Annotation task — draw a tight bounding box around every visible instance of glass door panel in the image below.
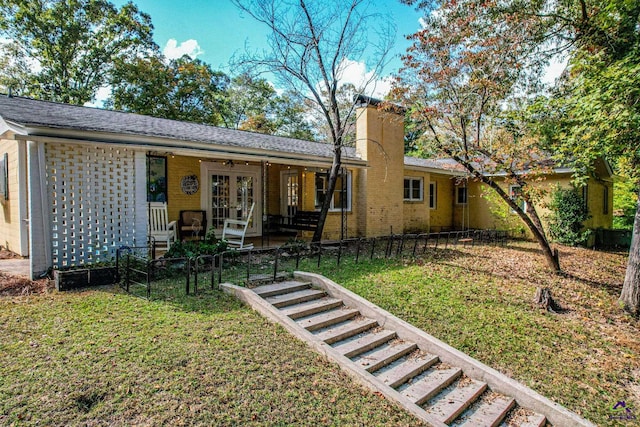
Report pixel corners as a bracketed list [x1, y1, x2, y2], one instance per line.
[280, 170, 299, 222]
[205, 165, 260, 236]
[211, 175, 230, 229]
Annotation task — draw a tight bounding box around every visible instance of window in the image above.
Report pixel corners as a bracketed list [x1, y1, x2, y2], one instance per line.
[456, 186, 467, 204]
[603, 185, 609, 214]
[509, 185, 525, 212]
[315, 171, 351, 211]
[582, 184, 588, 210]
[147, 155, 167, 203]
[429, 182, 437, 209]
[404, 177, 423, 201]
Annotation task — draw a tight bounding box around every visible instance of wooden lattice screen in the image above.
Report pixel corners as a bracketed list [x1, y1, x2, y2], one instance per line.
[46, 143, 138, 267]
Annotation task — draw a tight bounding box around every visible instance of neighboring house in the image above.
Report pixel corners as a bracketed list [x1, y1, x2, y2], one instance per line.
[0, 95, 613, 279]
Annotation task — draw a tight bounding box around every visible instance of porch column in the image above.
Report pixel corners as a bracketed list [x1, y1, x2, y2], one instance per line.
[27, 140, 51, 279]
[134, 151, 148, 246]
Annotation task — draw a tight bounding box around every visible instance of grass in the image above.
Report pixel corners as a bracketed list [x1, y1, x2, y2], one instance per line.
[299, 241, 639, 426]
[1, 241, 637, 426]
[0, 287, 421, 426]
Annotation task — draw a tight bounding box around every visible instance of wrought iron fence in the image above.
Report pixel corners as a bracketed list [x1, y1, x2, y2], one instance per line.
[117, 229, 509, 299]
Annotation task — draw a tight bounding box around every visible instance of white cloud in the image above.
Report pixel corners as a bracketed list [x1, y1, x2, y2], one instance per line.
[84, 86, 112, 108]
[162, 39, 204, 60]
[337, 58, 391, 99]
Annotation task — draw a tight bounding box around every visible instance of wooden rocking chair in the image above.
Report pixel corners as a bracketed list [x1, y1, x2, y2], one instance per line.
[221, 202, 255, 250]
[148, 202, 177, 250]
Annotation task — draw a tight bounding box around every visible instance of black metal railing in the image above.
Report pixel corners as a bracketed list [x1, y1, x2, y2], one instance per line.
[117, 229, 509, 299]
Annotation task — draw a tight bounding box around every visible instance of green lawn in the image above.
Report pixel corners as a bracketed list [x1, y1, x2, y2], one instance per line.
[299, 242, 639, 426]
[0, 288, 421, 426]
[1, 242, 637, 426]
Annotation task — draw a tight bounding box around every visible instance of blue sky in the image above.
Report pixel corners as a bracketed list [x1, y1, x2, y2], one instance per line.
[111, 0, 425, 94]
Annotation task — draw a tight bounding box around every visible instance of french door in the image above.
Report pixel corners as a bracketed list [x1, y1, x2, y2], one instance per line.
[280, 169, 299, 222]
[201, 163, 261, 236]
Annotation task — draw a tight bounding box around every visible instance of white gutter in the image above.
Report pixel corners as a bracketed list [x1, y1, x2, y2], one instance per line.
[14, 133, 368, 168]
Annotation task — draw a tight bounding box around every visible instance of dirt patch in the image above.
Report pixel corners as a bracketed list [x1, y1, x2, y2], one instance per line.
[0, 272, 51, 296]
[0, 248, 22, 260]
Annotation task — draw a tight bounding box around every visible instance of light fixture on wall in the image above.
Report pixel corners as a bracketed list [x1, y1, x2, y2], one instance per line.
[222, 160, 235, 167]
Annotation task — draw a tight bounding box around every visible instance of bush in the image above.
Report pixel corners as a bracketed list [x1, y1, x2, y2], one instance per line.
[163, 228, 228, 259]
[547, 186, 592, 246]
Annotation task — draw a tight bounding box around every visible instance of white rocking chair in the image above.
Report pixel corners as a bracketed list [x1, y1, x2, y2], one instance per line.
[222, 202, 255, 250]
[148, 202, 177, 250]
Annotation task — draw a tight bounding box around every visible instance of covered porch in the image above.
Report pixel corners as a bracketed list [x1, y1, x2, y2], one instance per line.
[149, 151, 365, 248]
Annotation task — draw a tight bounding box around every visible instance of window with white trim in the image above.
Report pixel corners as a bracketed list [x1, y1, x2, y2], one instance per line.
[315, 171, 351, 211]
[404, 177, 423, 201]
[429, 182, 437, 209]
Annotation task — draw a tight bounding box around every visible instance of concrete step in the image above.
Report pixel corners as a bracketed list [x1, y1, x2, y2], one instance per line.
[425, 377, 487, 424]
[459, 393, 516, 427]
[500, 409, 547, 427]
[265, 288, 326, 308]
[280, 298, 344, 319]
[253, 280, 311, 297]
[355, 341, 418, 373]
[315, 318, 379, 345]
[333, 329, 397, 358]
[519, 413, 547, 427]
[375, 353, 440, 388]
[401, 366, 462, 406]
[240, 277, 582, 427]
[297, 308, 360, 331]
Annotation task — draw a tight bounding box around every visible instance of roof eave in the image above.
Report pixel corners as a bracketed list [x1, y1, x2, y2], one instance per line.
[403, 164, 466, 176]
[14, 127, 367, 167]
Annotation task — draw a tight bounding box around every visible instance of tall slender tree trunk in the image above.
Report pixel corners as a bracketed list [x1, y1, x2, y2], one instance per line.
[312, 145, 342, 242]
[619, 190, 640, 316]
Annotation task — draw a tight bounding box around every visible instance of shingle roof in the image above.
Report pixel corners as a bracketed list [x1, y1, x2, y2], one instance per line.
[0, 95, 360, 161]
[404, 156, 465, 173]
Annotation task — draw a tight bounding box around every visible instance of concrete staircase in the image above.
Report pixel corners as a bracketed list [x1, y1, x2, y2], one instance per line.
[221, 272, 595, 427]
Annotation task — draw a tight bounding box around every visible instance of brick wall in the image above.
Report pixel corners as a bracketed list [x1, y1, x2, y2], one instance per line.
[0, 138, 25, 254]
[355, 106, 405, 237]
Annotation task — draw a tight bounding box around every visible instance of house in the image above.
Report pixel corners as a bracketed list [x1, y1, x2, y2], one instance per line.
[0, 94, 613, 279]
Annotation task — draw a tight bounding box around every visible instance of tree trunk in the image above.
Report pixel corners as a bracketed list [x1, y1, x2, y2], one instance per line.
[472, 169, 561, 272]
[312, 145, 342, 242]
[619, 190, 640, 316]
[534, 287, 564, 313]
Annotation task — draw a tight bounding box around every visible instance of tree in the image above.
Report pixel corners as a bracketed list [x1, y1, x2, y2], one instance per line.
[231, 0, 394, 241]
[547, 186, 592, 246]
[0, 0, 155, 104]
[220, 74, 278, 130]
[522, 0, 640, 315]
[305, 83, 358, 146]
[108, 54, 228, 125]
[396, 0, 561, 271]
[270, 91, 316, 140]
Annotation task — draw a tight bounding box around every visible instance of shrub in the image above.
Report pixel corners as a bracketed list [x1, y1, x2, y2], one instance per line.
[163, 229, 228, 259]
[547, 186, 592, 246]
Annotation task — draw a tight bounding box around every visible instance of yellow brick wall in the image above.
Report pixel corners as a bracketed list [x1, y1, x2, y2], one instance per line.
[166, 156, 203, 222]
[355, 105, 405, 237]
[429, 174, 455, 231]
[466, 174, 613, 237]
[266, 164, 282, 215]
[0, 138, 25, 254]
[403, 171, 430, 233]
